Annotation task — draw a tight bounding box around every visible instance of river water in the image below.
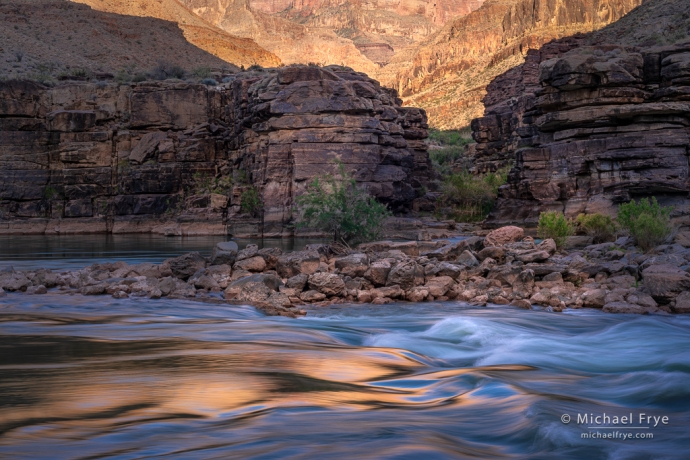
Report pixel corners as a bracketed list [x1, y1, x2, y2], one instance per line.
[1, 238, 690, 458]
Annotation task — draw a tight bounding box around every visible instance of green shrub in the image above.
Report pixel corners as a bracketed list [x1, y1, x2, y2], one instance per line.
[240, 188, 262, 217]
[440, 169, 508, 222]
[150, 62, 185, 80]
[191, 66, 212, 79]
[617, 197, 674, 252]
[201, 78, 217, 86]
[576, 213, 618, 243]
[538, 211, 574, 249]
[295, 163, 391, 246]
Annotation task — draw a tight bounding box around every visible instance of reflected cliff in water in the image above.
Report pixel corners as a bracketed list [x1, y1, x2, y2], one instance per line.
[1, 293, 689, 458]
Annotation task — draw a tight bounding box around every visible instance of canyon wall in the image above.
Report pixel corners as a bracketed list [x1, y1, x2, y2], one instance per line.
[390, 0, 644, 128]
[472, 0, 690, 228]
[0, 66, 429, 235]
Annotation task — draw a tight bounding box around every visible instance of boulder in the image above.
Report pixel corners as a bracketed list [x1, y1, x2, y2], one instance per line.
[258, 247, 283, 270]
[424, 238, 479, 261]
[406, 286, 429, 302]
[234, 256, 267, 273]
[300, 290, 327, 302]
[456, 250, 478, 267]
[0, 272, 31, 291]
[371, 285, 404, 299]
[424, 276, 456, 297]
[537, 239, 558, 256]
[167, 252, 206, 280]
[642, 264, 690, 302]
[286, 274, 309, 291]
[276, 250, 321, 278]
[224, 273, 283, 300]
[581, 289, 607, 308]
[674, 291, 690, 313]
[335, 253, 369, 278]
[0, 288, 6, 297]
[484, 226, 524, 247]
[237, 244, 259, 262]
[364, 260, 392, 286]
[386, 261, 423, 290]
[602, 302, 649, 314]
[236, 282, 273, 304]
[425, 261, 464, 280]
[308, 273, 345, 296]
[515, 250, 550, 263]
[477, 246, 505, 262]
[210, 241, 239, 266]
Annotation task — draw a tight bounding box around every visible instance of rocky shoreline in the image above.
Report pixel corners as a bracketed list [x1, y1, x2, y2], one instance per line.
[2, 226, 690, 317]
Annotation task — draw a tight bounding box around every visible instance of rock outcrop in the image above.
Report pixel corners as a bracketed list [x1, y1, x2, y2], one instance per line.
[471, 0, 690, 227]
[0, 65, 429, 235]
[390, 0, 644, 128]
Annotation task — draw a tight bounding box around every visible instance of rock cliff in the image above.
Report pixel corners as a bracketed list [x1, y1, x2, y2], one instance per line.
[0, 66, 429, 235]
[390, 0, 644, 128]
[472, 0, 690, 227]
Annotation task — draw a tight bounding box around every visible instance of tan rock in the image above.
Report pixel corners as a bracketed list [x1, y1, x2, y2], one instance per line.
[484, 226, 524, 247]
[308, 273, 345, 296]
[234, 256, 267, 273]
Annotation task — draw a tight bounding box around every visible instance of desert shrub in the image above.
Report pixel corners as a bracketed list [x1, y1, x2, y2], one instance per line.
[538, 211, 574, 249]
[132, 72, 147, 82]
[248, 64, 263, 71]
[428, 128, 473, 146]
[295, 163, 391, 246]
[240, 188, 262, 217]
[14, 50, 24, 62]
[576, 213, 618, 243]
[115, 68, 132, 83]
[150, 62, 185, 80]
[440, 169, 508, 222]
[191, 66, 212, 79]
[617, 197, 674, 252]
[201, 78, 217, 86]
[192, 172, 232, 195]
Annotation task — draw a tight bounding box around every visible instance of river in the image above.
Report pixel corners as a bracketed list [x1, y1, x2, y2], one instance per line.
[1, 237, 689, 458]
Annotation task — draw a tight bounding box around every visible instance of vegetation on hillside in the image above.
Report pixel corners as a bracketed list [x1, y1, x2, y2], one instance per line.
[618, 197, 674, 252]
[428, 128, 509, 222]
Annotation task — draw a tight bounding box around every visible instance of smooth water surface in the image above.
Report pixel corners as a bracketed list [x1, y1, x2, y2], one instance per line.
[1, 293, 689, 459]
[0, 235, 330, 271]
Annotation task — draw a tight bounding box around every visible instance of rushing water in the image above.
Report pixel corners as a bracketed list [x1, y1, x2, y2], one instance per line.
[1, 239, 689, 458]
[1, 292, 690, 459]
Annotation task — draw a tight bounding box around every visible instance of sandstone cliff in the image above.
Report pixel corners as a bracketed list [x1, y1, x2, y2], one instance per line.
[390, 0, 644, 128]
[471, 0, 690, 227]
[0, 66, 429, 235]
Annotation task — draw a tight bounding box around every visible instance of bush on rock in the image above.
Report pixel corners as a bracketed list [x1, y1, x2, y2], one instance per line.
[295, 163, 391, 246]
[617, 197, 674, 252]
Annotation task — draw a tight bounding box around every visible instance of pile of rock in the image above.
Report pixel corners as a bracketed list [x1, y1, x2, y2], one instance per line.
[3, 226, 690, 316]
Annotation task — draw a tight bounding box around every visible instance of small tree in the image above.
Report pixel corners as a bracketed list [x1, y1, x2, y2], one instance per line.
[617, 197, 674, 252]
[576, 213, 618, 244]
[295, 164, 391, 246]
[240, 187, 262, 217]
[538, 211, 574, 249]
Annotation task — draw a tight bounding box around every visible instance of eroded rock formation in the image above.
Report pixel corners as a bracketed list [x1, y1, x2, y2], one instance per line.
[472, 0, 690, 227]
[0, 66, 429, 235]
[391, 0, 644, 128]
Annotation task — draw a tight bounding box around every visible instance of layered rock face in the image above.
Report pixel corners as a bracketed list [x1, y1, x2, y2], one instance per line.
[391, 0, 644, 128]
[0, 66, 429, 235]
[473, 0, 690, 227]
[480, 41, 690, 227]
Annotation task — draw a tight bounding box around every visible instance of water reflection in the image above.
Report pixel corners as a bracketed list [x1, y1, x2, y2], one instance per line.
[1, 295, 689, 458]
[0, 235, 330, 271]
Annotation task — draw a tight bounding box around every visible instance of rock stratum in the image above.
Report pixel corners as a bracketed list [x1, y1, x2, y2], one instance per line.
[391, 0, 645, 128]
[471, 0, 690, 227]
[0, 65, 430, 235]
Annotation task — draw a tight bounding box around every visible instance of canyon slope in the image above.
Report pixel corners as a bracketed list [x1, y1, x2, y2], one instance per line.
[470, 0, 690, 227]
[1, 0, 279, 80]
[391, 0, 645, 128]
